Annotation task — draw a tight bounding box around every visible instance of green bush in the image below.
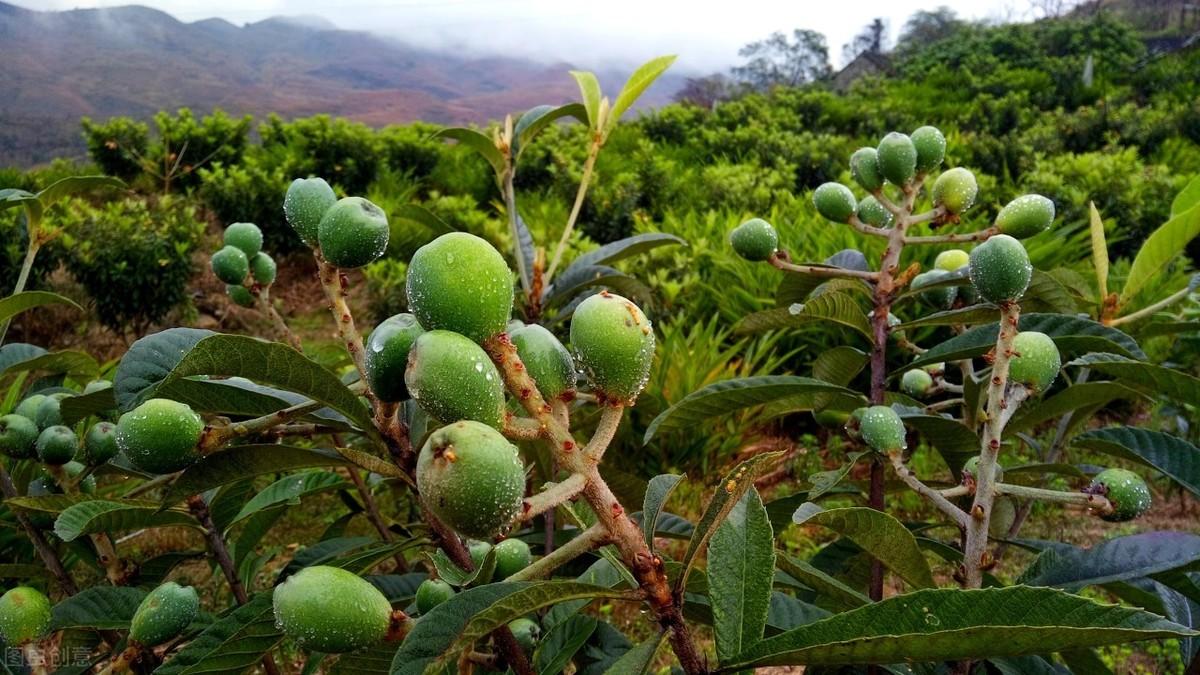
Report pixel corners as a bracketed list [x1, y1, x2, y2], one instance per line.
[259, 114, 379, 195]
[198, 159, 294, 251]
[58, 196, 205, 332]
[81, 116, 149, 182]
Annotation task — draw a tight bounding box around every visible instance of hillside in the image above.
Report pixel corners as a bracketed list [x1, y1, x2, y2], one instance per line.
[0, 2, 684, 167]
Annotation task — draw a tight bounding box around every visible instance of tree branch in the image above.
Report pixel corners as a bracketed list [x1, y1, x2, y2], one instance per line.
[888, 451, 970, 528]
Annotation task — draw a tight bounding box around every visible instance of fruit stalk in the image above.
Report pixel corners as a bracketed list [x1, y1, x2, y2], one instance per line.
[254, 286, 303, 352]
[200, 398, 327, 450]
[186, 495, 281, 675]
[994, 482, 1114, 512]
[47, 464, 131, 585]
[521, 473, 588, 521]
[483, 333, 708, 674]
[887, 451, 969, 528]
[0, 465, 77, 595]
[314, 253, 377, 410]
[961, 301, 1021, 588]
[903, 227, 997, 245]
[768, 251, 880, 281]
[507, 523, 609, 581]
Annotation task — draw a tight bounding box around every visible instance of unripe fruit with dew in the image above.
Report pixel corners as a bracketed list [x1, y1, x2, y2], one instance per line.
[932, 167, 978, 214]
[34, 393, 70, 430]
[1008, 331, 1060, 393]
[0, 587, 51, 646]
[990, 496, 1017, 537]
[284, 177, 337, 248]
[962, 455, 1003, 483]
[468, 540, 493, 568]
[62, 461, 96, 494]
[911, 125, 946, 174]
[365, 313, 425, 403]
[877, 132, 917, 186]
[968, 234, 1032, 303]
[224, 222, 263, 257]
[849, 147, 883, 192]
[813, 408, 849, 429]
[273, 565, 392, 653]
[996, 194, 1055, 239]
[415, 579, 455, 615]
[129, 582, 199, 648]
[729, 217, 778, 261]
[250, 252, 277, 285]
[508, 618, 540, 653]
[910, 269, 957, 309]
[318, 196, 390, 269]
[416, 421, 525, 540]
[813, 182, 857, 223]
[901, 369, 935, 398]
[116, 398, 204, 474]
[83, 379, 112, 395]
[935, 249, 969, 272]
[510, 324, 576, 401]
[406, 330, 505, 428]
[570, 292, 655, 403]
[228, 284, 256, 308]
[494, 538, 532, 579]
[14, 394, 45, 421]
[1089, 468, 1152, 522]
[856, 195, 894, 228]
[0, 414, 38, 459]
[212, 245, 250, 285]
[845, 407, 868, 442]
[36, 425, 76, 465]
[859, 406, 906, 453]
[407, 232, 514, 343]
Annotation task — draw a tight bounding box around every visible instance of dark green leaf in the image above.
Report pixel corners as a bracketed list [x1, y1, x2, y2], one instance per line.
[567, 233, 686, 271]
[0, 291, 81, 325]
[54, 499, 197, 541]
[278, 537, 373, 580]
[736, 292, 871, 339]
[709, 488, 775, 662]
[159, 334, 377, 438]
[1006, 382, 1144, 435]
[775, 554, 870, 610]
[165, 445, 349, 505]
[719, 586, 1195, 669]
[535, 614, 597, 675]
[543, 264, 652, 309]
[59, 387, 117, 425]
[645, 377, 855, 443]
[114, 328, 214, 412]
[0, 350, 97, 379]
[642, 474, 682, 551]
[898, 305, 999, 329]
[676, 452, 783, 594]
[1074, 427, 1200, 498]
[792, 504, 934, 589]
[154, 593, 282, 675]
[904, 314, 1144, 372]
[1019, 532, 1200, 590]
[602, 631, 666, 674]
[51, 586, 146, 630]
[230, 471, 349, 525]
[1067, 353, 1200, 406]
[0, 343, 45, 373]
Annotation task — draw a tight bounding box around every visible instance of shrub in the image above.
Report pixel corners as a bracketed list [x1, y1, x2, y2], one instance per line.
[58, 196, 205, 332]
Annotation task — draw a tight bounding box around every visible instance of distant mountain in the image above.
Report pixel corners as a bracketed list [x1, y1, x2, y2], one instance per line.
[0, 2, 686, 167]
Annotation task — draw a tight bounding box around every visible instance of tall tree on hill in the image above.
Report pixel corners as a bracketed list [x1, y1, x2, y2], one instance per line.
[732, 29, 832, 90]
[896, 6, 967, 56]
[843, 18, 889, 63]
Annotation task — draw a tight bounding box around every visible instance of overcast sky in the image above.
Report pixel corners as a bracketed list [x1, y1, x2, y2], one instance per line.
[24, 0, 1040, 71]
